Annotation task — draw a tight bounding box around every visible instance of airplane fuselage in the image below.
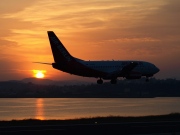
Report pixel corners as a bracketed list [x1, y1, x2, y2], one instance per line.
[52, 58, 159, 80]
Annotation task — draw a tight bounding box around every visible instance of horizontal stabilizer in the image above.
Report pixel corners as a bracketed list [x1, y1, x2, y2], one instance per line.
[33, 62, 52, 65]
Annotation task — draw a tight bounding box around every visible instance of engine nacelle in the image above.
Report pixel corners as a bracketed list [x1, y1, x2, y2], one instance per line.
[125, 73, 142, 79]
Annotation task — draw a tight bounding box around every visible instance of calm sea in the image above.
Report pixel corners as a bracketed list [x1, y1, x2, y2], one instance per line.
[0, 98, 180, 120]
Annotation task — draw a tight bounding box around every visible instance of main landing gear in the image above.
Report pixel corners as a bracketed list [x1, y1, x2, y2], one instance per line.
[97, 78, 117, 84]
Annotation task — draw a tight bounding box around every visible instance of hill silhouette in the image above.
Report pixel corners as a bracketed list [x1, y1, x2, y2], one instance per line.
[21, 77, 91, 86]
[0, 78, 179, 98]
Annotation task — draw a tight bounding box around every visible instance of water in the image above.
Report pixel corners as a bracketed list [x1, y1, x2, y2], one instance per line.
[0, 98, 180, 120]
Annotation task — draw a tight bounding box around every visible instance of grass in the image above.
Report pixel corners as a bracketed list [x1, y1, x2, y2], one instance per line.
[0, 113, 180, 126]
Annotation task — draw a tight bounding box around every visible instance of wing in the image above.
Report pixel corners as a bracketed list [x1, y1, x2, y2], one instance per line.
[120, 62, 138, 76]
[106, 62, 138, 79]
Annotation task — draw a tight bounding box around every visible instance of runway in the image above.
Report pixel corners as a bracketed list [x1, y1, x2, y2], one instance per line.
[0, 121, 180, 135]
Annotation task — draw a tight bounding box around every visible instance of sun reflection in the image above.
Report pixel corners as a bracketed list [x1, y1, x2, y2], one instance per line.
[36, 98, 44, 120]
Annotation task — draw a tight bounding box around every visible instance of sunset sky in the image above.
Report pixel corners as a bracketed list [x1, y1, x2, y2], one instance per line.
[0, 0, 180, 81]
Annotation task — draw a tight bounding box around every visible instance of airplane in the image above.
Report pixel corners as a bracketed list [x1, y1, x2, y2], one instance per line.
[36, 31, 159, 84]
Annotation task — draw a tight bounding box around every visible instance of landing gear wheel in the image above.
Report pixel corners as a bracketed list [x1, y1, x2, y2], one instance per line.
[111, 79, 117, 84]
[97, 79, 103, 84]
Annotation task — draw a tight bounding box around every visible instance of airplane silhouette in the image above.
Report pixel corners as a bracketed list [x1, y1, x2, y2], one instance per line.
[35, 31, 159, 84]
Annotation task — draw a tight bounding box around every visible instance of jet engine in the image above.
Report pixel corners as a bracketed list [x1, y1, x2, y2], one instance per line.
[125, 72, 142, 79]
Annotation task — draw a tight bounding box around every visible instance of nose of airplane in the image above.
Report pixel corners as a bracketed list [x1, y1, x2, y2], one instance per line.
[155, 66, 160, 73]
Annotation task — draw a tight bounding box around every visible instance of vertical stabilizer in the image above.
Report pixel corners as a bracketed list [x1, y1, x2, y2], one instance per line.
[47, 31, 73, 63]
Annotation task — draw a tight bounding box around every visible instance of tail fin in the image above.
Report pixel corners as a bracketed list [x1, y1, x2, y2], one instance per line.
[47, 31, 74, 63]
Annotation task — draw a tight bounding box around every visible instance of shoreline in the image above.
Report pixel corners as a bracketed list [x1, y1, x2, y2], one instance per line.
[1, 113, 180, 134]
[1, 113, 180, 123]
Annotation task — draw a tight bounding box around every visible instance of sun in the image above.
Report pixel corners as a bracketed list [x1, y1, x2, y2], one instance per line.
[32, 70, 46, 79]
[36, 71, 44, 78]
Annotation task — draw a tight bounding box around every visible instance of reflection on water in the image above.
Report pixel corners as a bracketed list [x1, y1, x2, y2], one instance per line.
[0, 98, 180, 120]
[36, 98, 44, 120]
